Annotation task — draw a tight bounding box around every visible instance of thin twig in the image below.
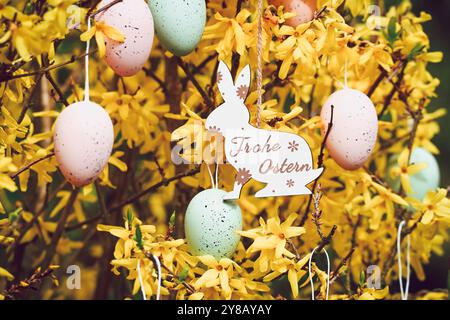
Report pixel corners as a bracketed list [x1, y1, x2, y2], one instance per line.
[143, 67, 168, 94]
[367, 68, 386, 98]
[2, 266, 58, 300]
[311, 184, 325, 240]
[111, 166, 200, 211]
[89, 0, 123, 20]
[45, 72, 69, 106]
[0, 50, 97, 83]
[95, 181, 108, 218]
[378, 62, 407, 118]
[175, 57, 215, 109]
[144, 251, 196, 295]
[86, 0, 103, 18]
[10, 153, 55, 179]
[330, 215, 361, 283]
[363, 166, 389, 188]
[315, 225, 337, 253]
[299, 105, 334, 226]
[42, 189, 78, 269]
[18, 73, 44, 123]
[65, 167, 201, 231]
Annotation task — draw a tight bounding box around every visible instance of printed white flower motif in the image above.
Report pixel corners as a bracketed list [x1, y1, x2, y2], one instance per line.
[236, 168, 252, 185]
[288, 141, 299, 152]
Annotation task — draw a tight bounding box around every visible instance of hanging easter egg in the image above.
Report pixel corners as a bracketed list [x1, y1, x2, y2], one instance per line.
[269, 0, 317, 27]
[54, 101, 114, 187]
[148, 0, 206, 56]
[320, 88, 378, 170]
[96, 0, 154, 77]
[386, 147, 440, 201]
[185, 189, 242, 259]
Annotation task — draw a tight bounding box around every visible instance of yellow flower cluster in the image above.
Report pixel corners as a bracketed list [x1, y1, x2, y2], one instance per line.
[0, 0, 448, 300]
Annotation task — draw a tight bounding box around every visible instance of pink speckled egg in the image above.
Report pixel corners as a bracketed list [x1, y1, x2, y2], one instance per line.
[320, 88, 378, 170]
[54, 101, 114, 187]
[96, 0, 154, 77]
[269, 0, 317, 27]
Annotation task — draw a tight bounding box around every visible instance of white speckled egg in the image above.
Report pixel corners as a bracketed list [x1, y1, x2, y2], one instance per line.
[148, 0, 206, 56]
[321, 88, 378, 170]
[54, 101, 114, 187]
[386, 147, 440, 201]
[185, 189, 242, 259]
[96, 0, 154, 77]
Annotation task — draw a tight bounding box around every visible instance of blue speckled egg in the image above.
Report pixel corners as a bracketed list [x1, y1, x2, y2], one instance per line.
[386, 147, 440, 201]
[148, 0, 206, 56]
[185, 189, 242, 259]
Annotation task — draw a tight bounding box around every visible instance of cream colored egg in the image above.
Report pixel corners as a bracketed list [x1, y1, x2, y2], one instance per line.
[320, 88, 378, 170]
[96, 0, 154, 77]
[54, 101, 114, 187]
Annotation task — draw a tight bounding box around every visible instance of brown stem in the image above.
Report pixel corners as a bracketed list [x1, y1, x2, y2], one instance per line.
[18, 74, 43, 123]
[367, 69, 386, 98]
[10, 153, 55, 180]
[110, 167, 200, 211]
[378, 62, 407, 119]
[95, 181, 108, 218]
[0, 50, 97, 83]
[299, 105, 334, 226]
[144, 251, 196, 295]
[363, 166, 389, 188]
[315, 225, 337, 253]
[89, 0, 123, 20]
[42, 189, 78, 269]
[2, 266, 57, 300]
[45, 72, 69, 106]
[143, 67, 168, 94]
[65, 167, 201, 231]
[175, 57, 215, 109]
[330, 215, 361, 283]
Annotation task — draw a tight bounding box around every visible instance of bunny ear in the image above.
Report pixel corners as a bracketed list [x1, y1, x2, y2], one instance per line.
[234, 65, 251, 102]
[216, 61, 235, 101]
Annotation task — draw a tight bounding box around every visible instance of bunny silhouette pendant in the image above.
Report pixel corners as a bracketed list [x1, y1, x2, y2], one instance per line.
[206, 61, 323, 200]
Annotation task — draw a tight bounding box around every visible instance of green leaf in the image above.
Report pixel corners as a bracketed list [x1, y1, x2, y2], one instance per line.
[178, 266, 189, 282]
[8, 207, 22, 223]
[169, 211, 176, 227]
[407, 43, 426, 61]
[133, 224, 144, 250]
[126, 209, 134, 228]
[24, 2, 34, 15]
[384, 17, 400, 48]
[359, 270, 366, 287]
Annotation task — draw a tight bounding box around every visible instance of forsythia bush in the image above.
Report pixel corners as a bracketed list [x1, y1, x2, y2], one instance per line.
[0, 0, 449, 300]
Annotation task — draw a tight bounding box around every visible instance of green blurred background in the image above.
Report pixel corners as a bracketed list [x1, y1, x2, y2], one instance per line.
[387, 0, 449, 293]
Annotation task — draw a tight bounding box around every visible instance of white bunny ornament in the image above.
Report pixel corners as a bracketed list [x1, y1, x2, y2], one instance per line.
[206, 61, 323, 200]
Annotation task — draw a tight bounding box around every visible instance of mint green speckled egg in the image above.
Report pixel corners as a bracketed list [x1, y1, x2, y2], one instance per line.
[386, 147, 440, 201]
[148, 0, 206, 56]
[185, 189, 242, 259]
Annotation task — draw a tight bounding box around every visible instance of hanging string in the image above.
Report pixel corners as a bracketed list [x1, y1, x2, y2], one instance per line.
[137, 255, 162, 301]
[84, 18, 91, 101]
[151, 254, 162, 300]
[397, 220, 410, 300]
[308, 246, 330, 300]
[206, 164, 215, 189]
[214, 162, 219, 189]
[256, 0, 263, 128]
[137, 259, 147, 300]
